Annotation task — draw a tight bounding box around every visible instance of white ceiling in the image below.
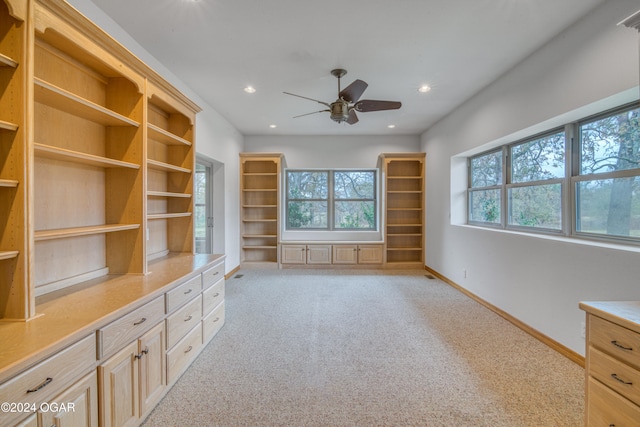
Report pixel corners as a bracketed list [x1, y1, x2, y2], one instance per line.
[89, 0, 606, 136]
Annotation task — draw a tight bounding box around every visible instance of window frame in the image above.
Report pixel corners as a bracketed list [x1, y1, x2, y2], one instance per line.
[466, 102, 640, 246]
[285, 168, 378, 231]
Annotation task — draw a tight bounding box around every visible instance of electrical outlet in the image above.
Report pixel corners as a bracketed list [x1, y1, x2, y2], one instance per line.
[463, 269, 468, 279]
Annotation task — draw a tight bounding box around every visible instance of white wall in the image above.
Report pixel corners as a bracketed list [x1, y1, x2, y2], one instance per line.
[66, 0, 244, 272]
[421, 0, 640, 356]
[244, 135, 421, 169]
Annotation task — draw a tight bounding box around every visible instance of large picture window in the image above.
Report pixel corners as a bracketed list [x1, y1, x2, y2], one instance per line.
[286, 169, 377, 230]
[467, 102, 640, 245]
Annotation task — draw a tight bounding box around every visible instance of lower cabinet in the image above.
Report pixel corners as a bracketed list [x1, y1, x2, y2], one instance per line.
[98, 322, 165, 427]
[39, 371, 98, 427]
[281, 244, 382, 266]
[281, 244, 331, 264]
[333, 244, 383, 265]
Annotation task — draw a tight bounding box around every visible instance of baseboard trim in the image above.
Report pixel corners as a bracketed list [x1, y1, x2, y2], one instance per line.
[225, 264, 241, 280]
[424, 265, 585, 368]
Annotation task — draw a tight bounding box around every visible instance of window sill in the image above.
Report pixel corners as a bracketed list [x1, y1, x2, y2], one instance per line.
[454, 224, 640, 254]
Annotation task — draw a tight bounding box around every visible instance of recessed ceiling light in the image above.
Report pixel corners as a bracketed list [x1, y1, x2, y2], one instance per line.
[243, 86, 256, 94]
[387, 124, 396, 129]
[418, 85, 431, 93]
[269, 124, 277, 128]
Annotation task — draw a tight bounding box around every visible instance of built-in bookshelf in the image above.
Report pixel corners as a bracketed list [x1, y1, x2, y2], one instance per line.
[0, 0, 200, 320]
[240, 154, 284, 266]
[380, 153, 425, 268]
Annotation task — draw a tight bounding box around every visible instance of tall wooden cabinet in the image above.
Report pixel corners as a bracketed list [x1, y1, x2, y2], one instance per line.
[0, 0, 200, 321]
[379, 153, 425, 268]
[240, 153, 284, 267]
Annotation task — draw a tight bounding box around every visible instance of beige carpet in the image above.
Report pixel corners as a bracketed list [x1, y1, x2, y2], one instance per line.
[142, 269, 584, 427]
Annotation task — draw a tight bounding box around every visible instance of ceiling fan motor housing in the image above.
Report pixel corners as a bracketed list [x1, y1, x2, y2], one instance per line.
[330, 100, 350, 122]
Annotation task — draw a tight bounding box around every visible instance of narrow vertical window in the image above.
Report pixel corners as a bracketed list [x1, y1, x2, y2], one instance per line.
[468, 150, 502, 224]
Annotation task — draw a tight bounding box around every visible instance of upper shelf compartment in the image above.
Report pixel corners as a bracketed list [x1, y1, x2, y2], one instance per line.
[34, 78, 140, 127]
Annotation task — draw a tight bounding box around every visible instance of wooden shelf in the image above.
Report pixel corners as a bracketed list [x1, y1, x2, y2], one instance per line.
[147, 159, 191, 174]
[387, 190, 422, 194]
[387, 176, 421, 179]
[387, 208, 422, 211]
[34, 143, 140, 169]
[34, 224, 140, 241]
[388, 233, 422, 237]
[0, 52, 17, 68]
[0, 251, 19, 261]
[0, 120, 18, 132]
[386, 247, 422, 251]
[243, 204, 277, 208]
[388, 223, 422, 227]
[147, 191, 191, 199]
[242, 245, 277, 250]
[242, 234, 277, 238]
[242, 188, 277, 192]
[147, 123, 191, 147]
[0, 179, 19, 188]
[147, 213, 192, 220]
[34, 78, 140, 127]
[243, 172, 277, 176]
[242, 218, 277, 222]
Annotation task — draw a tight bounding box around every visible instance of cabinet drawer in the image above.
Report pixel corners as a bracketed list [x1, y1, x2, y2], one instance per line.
[166, 274, 202, 313]
[0, 335, 95, 427]
[589, 346, 640, 406]
[166, 324, 202, 384]
[166, 295, 202, 349]
[203, 302, 225, 344]
[202, 279, 224, 316]
[587, 376, 640, 426]
[589, 315, 640, 369]
[202, 262, 224, 290]
[98, 295, 164, 359]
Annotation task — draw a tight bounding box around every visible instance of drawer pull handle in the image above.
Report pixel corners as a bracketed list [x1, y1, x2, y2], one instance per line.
[185, 345, 193, 353]
[213, 317, 220, 323]
[213, 293, 220, 298]
[611, 340, 633, 351]
[184, 288, 193, 295]
[611, 373, 633, 385]
[133, 317, 147, 326]
[27, 377, 53, 393]
[184, 315, 193, 322]
[135, 347, 150, 360]
[213, 271, 219, 275]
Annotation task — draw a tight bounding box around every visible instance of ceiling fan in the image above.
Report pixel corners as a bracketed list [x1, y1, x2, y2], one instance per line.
[283, 69, 401, 125]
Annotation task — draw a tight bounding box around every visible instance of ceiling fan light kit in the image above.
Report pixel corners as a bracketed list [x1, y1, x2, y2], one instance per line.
[284, 69, 401, 125]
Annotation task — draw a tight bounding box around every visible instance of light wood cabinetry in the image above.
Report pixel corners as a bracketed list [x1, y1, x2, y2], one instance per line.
[240, 153, 284, 266]
[333, 244, 383, 265]
[39, 370, 99, 427]
[0, 0, 200, 322]
[99, 321, 165, 427]
[580, 301, 640, 426]
[379, 153, 425, 268]
[280, 244, 332, 265]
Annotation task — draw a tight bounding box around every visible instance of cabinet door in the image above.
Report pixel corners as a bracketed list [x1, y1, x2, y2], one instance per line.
[39, 371, 98, 427]
[99, 341, 139, 427]
[281, 245, 306, 264]
[138, 323, 166, 418]
[358, 245, 383, 264]
[332, 245, 357, 264]
[307, 245, 331, 264]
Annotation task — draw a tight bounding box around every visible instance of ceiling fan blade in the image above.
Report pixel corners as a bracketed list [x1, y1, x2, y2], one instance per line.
[354, 100, 402, 112]
[339, 79, 368, 103]
[293, 109, 330, 119]
[346, 109, 359, 125]
[283, 92, 331, 107]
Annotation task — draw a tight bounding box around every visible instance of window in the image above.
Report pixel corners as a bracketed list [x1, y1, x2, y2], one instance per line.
[467, 103, 640, 245]
[508, 131, 565, 230]
[286, 169, 377, 230]
[575, 106, 640, 240]
[468, 150, 502, 225]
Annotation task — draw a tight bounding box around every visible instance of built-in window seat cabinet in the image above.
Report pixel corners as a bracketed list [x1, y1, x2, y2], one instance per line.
[0, 1, 226, 426]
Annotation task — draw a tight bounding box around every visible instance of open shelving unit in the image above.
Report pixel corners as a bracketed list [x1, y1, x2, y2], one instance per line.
[145, 84, 196, 262]
[0, 0, 28, 319]
[380, 153, 425, 268]
[0, 0, 201, 320]
[240, 154, 284, 266]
